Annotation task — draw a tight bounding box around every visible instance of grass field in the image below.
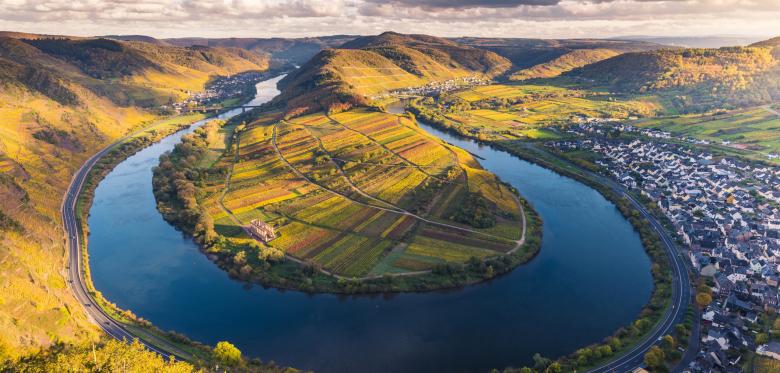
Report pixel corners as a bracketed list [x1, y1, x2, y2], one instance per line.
[634, 106, 780, 162]
[198, 108, 523, 278]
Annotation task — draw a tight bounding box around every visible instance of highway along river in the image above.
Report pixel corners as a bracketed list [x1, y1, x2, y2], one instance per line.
[87, 76, 653, 373]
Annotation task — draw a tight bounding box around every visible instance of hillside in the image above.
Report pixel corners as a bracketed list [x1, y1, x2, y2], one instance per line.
[510, 48, 620, 81]
[273, 32, 511, 116]
[0, 34, 268, 360]
[164, 35, 357, 68]
[454, 37, 665, 70]
[566, 43, 780, 111]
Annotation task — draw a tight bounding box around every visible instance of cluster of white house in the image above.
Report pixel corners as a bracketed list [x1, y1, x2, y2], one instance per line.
[163, 72, 264, 113]
[373, 75, 487, 99]
[549, 124, 780, 372]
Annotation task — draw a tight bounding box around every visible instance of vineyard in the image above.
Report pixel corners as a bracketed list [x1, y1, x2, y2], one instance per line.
[199, 108, 524, 278]
[413, 81, 661, 142]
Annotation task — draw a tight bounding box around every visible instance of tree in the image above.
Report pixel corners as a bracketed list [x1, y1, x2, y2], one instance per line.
[547, 361, 562, 373]
[644, 346, 665, 369]
[608, 337, 622, 351]
[5, 339, 195, 372]
[213, 341, 242, 367]
[596, 345, 613, 357]
[661, 335, 676, 351]
[756, 333, 769, 345]
[233, 251, 247, 265]
[533, 353, 551, 370]
[695, 292, 713, 308]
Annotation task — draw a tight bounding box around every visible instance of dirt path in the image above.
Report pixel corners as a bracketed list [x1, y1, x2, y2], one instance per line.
[272, 122, 519, 241]
[212, 121, 529, 281]
[325, 113, 453, 183]
[761, 104, 780, 117]
[297, 123, 404, 212]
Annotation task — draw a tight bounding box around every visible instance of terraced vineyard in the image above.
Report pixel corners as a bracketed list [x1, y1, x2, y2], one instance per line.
[201, 108, 524, 278]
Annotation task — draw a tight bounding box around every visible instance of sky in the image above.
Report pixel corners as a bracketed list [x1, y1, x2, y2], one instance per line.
[0, 0, 779, 40]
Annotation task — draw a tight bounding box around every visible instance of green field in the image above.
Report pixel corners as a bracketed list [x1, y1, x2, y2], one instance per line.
[198, 108, 524, 278]
[635, 106, 780, 162]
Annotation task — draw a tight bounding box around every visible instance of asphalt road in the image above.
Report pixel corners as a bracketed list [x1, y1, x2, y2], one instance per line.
[60, 114, 695, 370]
[60, 127, 193, 361]
[587, 177, 692, 373]
[527, 146, 694, 373]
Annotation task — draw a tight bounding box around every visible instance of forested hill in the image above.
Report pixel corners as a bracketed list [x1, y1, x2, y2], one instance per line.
[0, 34, 268, 360]
[0, 36, 269, 107]
[509, 48, 620, 81]
[454, 37, 665, 70]
[273, 32, 512, 116]
[162, 35, 357, 68]
[565, 40, 780, 111]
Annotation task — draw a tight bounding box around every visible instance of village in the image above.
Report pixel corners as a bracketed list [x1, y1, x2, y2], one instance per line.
[162, 71, 266, 114]
[546, 121, 780, 372]
[371, 75, 487, 100]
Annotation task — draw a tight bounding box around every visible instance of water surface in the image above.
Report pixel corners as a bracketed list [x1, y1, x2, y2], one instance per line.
[88, 78, 652, 372]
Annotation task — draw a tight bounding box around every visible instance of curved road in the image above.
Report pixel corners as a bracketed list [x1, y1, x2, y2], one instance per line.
[587, 182, 691, 373]
[60, 111, 692, 370]
[61, 127, 196, 361]
[524, 144, 693, 373]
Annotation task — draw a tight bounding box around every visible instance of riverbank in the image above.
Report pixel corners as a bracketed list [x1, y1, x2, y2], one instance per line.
[73, 112, 218, 363]
[409, 103, 686, 372]
[85, 77, 653, 371]
[152, 109, 544, 294]
[70, 75, 294, 368]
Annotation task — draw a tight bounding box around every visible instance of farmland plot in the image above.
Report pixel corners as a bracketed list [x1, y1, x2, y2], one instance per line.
[203, 108, 525, 277]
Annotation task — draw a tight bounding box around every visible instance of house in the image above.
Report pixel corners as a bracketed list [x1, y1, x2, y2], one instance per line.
[757, 341, 780, 360]
[247, 219, 275, 242]
[703, 328, 730, 350]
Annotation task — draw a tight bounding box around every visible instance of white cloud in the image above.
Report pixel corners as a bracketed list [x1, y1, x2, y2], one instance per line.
[0, 0, 777, 38]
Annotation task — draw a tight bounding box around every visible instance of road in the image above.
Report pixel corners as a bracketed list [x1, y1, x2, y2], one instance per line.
[60, 125, 196, 361]
[520, 145, 693, 373]
[587, 177, 691, 373]
[61, 110, 691, 368]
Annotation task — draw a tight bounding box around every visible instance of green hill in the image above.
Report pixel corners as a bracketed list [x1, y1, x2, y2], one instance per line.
[274, 32, 511, 116]
[510, 48, 620, 81]
[164, 35, 357, 68]
[0, 34, 268, 360]
[566, 41, 780, 111]
[0, 36, 269, 107]
[454, 37, 664, 70]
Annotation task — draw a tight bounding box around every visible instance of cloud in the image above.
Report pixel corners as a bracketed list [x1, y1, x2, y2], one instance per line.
[362, 0, 560, 8]
[0, 0, 778, 39]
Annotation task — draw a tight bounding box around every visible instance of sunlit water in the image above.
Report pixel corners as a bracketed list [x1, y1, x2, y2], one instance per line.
[88, 78, 652, 372]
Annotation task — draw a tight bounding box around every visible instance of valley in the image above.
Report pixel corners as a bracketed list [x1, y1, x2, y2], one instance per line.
[2, 21, 780, 373]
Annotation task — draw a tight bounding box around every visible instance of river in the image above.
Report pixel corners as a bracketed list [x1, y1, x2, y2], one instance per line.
[87, 76, 653, 372]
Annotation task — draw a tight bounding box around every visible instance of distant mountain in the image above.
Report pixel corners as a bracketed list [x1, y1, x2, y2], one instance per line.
[164, 35, 357, 68]
[509, 48, 619, 81]
[751, 37, 780, 49]
[274, 32, 511, 116]
[0, 31, 86, 40]
[617, 35, 769, 49]
[453, 37, 665, 70]
[566, 39, 780, 111]
[102, 34, 172, 45]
